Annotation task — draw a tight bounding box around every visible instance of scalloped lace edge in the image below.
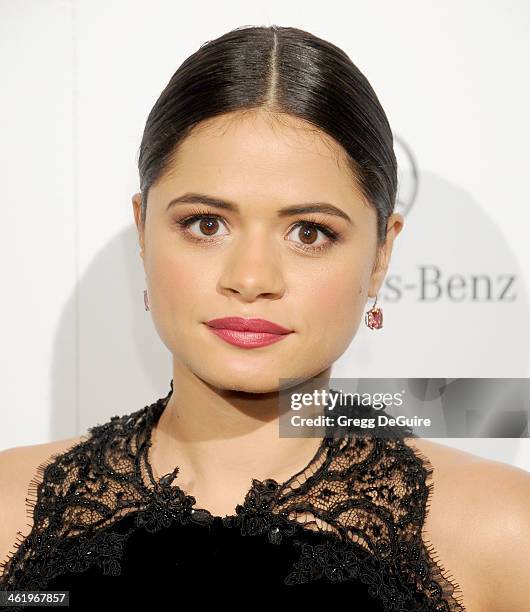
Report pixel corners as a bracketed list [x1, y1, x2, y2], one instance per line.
[403, 438, 468, 611]
[0, 433, 93, 583]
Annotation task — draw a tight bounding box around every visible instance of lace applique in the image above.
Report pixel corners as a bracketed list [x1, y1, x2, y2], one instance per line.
[0, 381, 466, 611]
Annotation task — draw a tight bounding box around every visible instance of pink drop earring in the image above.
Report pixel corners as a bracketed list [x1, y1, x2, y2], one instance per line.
[144, 289, 150, 311]
[365, 294, 383, 329]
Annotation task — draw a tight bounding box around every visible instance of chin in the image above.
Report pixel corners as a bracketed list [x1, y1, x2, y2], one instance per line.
[194, 365, 288, 395]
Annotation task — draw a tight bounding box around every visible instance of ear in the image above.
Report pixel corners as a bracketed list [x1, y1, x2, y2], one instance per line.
[131, 192, 145, 259]
[368, 213, 404, 297]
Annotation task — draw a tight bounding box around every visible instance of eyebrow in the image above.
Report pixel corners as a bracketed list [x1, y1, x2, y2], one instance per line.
[165, 192, 353, 224]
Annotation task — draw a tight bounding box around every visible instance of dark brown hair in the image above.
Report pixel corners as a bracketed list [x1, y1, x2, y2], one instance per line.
[137, 25, 397, 246]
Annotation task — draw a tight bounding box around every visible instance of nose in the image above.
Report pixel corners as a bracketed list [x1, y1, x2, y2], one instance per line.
[217, 230, 286, 302]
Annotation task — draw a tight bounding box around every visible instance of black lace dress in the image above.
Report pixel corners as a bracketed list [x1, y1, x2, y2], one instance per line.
[0, 381, 466, 611]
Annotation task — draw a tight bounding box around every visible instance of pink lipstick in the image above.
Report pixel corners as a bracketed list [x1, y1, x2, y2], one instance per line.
[204, 317, 293, 348]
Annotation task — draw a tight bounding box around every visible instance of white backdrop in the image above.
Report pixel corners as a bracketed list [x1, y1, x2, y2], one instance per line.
[1, 0, 528, 471]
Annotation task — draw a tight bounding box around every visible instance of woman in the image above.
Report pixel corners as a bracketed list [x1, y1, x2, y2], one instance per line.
[0, 25, 528, 611]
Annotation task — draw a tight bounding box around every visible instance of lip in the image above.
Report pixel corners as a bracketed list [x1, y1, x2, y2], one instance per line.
[203, 317, 293, 349]
[204, 317, 292, 334]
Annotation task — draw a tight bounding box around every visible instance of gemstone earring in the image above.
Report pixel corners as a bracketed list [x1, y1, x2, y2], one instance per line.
[144, 289, 150, 311]
[365, 294, 383, 329]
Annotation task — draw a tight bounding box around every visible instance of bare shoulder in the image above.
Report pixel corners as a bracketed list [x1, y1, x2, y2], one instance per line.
[404, 437, 530, 612]
[0, 435, 88, 578]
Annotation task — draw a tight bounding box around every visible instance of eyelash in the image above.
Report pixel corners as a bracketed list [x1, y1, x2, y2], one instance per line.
[173, 207, 342, 254]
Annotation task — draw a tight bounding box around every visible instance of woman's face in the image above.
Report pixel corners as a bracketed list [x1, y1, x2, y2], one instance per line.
[133, 110, 403, 393]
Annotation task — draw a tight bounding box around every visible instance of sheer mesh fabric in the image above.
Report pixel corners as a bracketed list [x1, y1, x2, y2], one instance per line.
[0, 381, 466, 611]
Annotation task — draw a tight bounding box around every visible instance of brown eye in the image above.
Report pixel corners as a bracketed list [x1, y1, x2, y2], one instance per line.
[177, 214, 229, 239]
[175, 211, 340, 253]
[198, 217, 220, 236]
[298, 225, 319, 245]
[286, 221, 338, 251]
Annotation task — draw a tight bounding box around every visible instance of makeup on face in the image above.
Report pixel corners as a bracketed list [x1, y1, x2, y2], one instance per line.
[203, 317, 294, 349]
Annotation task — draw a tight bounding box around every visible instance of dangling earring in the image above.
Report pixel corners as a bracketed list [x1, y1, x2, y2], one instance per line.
[144, 289, 150, 311]
[365, 294, 383, 329]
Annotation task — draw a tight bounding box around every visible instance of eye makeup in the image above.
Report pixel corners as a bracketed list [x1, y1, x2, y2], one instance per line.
[172, 206, 343, 254]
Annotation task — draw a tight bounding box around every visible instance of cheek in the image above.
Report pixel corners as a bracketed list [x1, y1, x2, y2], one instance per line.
[295, 259, 370, 361]
[145, 247, 211, 327]
[301, 265, 366, 328]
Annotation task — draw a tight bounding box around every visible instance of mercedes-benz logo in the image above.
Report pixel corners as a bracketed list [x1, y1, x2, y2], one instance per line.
[393, 134, 419, 217]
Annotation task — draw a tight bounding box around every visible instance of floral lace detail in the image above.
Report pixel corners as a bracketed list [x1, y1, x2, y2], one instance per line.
[0, 381, 466, 611]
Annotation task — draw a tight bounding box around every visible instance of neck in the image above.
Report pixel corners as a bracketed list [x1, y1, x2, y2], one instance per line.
[150, 361, 332, 495]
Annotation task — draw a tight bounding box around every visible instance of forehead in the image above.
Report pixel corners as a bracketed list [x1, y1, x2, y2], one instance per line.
[153, 110, 367, 213]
